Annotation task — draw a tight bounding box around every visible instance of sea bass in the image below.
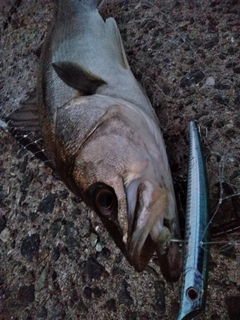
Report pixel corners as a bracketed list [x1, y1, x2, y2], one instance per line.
[7, 0, 181, 281]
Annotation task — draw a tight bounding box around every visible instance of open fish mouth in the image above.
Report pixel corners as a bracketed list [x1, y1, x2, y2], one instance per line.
[127, 217, 182, 282]
[125, 180, 182, 282]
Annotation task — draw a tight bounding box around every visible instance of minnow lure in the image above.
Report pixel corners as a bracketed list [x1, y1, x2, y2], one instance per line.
[177, 121, 209, 320]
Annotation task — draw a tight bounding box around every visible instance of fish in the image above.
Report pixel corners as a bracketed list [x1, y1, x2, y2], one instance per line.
[4, 0, 182, 281]
[177, 121, 209, 319]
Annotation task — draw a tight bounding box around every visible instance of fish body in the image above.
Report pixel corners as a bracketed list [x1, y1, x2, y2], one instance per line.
[9, 0, 182, 281]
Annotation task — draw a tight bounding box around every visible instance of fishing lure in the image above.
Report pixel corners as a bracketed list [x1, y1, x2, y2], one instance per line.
[177, 121, 209, 320]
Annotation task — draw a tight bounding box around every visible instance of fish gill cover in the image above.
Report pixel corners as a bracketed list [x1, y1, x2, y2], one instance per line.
[0, 1, 240, 319]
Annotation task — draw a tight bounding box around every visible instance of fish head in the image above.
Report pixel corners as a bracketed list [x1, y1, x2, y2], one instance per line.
[67, 103, 181, 282]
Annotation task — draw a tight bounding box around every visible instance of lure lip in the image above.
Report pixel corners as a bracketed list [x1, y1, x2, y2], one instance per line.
[177, 121, 210, 320]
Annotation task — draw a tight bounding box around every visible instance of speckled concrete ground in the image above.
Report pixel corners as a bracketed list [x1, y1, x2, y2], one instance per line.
[0, 1, 240, 319]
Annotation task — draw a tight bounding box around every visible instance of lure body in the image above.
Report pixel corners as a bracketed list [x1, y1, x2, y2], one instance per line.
[178, 121, 209, 319]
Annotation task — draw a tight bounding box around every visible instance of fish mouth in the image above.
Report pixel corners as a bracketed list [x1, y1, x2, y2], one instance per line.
[126, 180, 182, 282]
[127, 219, 182, 282]
[84, 180, 181, 282]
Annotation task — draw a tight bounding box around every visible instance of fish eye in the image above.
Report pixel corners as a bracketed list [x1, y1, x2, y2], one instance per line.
[96, 189, 114, 210]
[89, 184, 117, 216]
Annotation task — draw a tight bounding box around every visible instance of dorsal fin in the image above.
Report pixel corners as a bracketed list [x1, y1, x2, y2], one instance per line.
[105, 17, 130, 70]
[52, 61, 106, 95]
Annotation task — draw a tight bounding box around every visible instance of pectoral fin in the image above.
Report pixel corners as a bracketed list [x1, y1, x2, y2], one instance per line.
[52, 61, 106, 95]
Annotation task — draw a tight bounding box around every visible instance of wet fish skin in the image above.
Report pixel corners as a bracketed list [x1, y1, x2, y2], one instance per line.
[36, 0, 181, 280]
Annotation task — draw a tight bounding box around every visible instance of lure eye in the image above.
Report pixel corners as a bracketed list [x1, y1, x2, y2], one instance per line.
[91, 185, 117, 216]
[186, 287, 198, 301]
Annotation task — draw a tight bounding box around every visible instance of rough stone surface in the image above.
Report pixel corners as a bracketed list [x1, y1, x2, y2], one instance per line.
[20, 234, 40, 262]
[0, 1, 240, 319]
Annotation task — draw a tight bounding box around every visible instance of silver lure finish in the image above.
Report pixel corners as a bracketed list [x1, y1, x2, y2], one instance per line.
[177, 121, 209, 319]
